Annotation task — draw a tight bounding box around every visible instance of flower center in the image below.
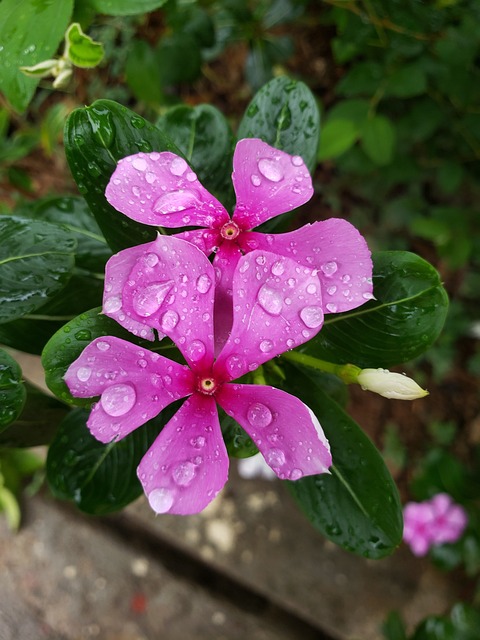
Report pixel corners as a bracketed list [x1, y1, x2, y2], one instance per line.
[197, 376, 220, 396]
[220, 221, 240, 241]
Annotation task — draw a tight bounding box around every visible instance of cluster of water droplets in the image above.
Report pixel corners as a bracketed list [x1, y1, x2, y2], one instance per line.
[247, 153, 310, 198]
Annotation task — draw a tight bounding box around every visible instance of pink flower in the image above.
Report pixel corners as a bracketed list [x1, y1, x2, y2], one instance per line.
[403, 493, 468, 556]
[65, 236, 332, 515]
[105, 138, 373, 345]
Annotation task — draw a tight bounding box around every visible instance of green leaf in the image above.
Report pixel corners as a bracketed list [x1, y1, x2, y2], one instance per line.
[64, 99, 181, 252]
[156, 104, 234, 196]
[284, 364, 403, 558]
[327, 99, 370, 128]
[157, 34, 202, 86]
[385, 64, 428, 98]
[89, 0, 167, 15]
[382, 611, 407, 640]
[0, 486, 21, 530]
[0, 216, 76, 324]
[361, 115, 396, 166]
[303, 251, 449, 368]
[65, 23, 104, 68]
[0, 0, 73, 112]
[46, 407, 171, 514]
[125, 39, 164, 106]
[318, 119, 358, 160]
[0, 349, 26, 430]
[237, 76, 320, 173]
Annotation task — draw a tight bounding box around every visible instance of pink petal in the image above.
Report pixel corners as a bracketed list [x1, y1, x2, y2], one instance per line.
[106, 152, 229, 229]
[216, 383, 331, 480]
[213, 243, 243, 355]
[104, 235, 216, 371]
[214, 250, 324, 380]
[137, 393, 228, 515]
[174, 228, 220, 256]
[239, 219, 373, 313]
[64, 337, 194, 443]
[232, 139, 313, 229]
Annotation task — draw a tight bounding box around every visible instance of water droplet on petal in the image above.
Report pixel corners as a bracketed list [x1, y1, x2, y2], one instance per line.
[96, 340, 110, 351]
[101, 383, 136, 417]
[148, 488, 174, 514]
[173, 461, 196, 486]
[170, 157, 188, 176]
[77, 366, 91, 382]
[255, 254, 266, 266]
[257, 284, 282, 316]
[258, 158, 284, 182]
[321, 261, 338, 276]
[132, 281, 173, 317]
[251, 174, 261, 187]
[266, 448, 286, 467]
[271, 261, 285, 276]
[259, 339, 273, 353]
[196, 273, 212, 294]
[291, 155, 303, 167]
[161, 310, 179, 331]
[226, 354, 246, 377]
[247, 402, 273, 428]
[132, 157, 147, 171]
[306, 283, 317, 295]
[145, 171, 156, 184]
[144, 253, 159, 268]
[153, 190, 199, 215]
[187, 340, 206, 362]
[191, 436, 206, 449]
[290, 468, 303, 480]
[363, 292, 375, 300]
[326, 303, 337, 313]
[300, 306, 324, 329]
[327, 286, 337, 295]
[104, 296, 122, 313]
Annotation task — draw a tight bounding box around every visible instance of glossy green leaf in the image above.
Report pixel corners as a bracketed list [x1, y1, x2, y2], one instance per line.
[303, 251, 449, 368]
[65, 23, 104, 68]
[0, 216, 76, 324]
[46, 407, 171, 515]
[361, 115, 396, 166]
[157, 104, 234, 196]
[318, 119, 358, 160]
[0, 0, 73, 112]
[0, 349, 26, 430]
[64, 99, 181, 253]
[89, 0, 167, 15]
[237, 76, 320, 173]
[284, 364, 403, 558]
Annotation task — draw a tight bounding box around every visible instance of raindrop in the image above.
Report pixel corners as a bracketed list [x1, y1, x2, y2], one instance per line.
[266, 448, 286, 467]
[132, 185, 141, 197]
[170, 157, 188, 176]
[187, 340, 206, 362]
[363, 292, 375, 300]
[257, 158, 284, 183]
[132, 281, 173, 317]
[226, 354, 246, 376]
[271, 261, 285, 276]
[101, 383, 136, 417]
[132, 157, 147, 171]
[251, 174, 261, 187]
[173, 461, 197, 486]
[326, 303, 337, 313]
[196, 273, 212, 294]
[144, 253, 159, 268]
[257, 284, 282, 316]
[77, 366, 91, 382]
[96, 340, 110, 351]
[291, 156, 303, 167]
[327, 286, 337, 295]
[153, 190, 199, 215]
[104, 296, 122, 313]
[191, 436, 206, 449]
[300, 306, 324, 329]
[259, 339, 273, 353]
[145, 171, 156, 184]
[161, 310, 179, 331]
[247, 402, 273, 428]
[148, 488, 174, 514]
[290, 468, 303, 480]
[321, 261, 338, 276]
[306, 283, 317, 295]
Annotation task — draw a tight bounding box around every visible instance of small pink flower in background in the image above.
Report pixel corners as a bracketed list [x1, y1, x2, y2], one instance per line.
[403, 493, 468, 556]
[65, 236, 332, 515]
[105, 138, 373, 345]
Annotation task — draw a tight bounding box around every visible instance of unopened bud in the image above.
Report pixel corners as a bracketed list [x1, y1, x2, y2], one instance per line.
[357, 368, 428, 400]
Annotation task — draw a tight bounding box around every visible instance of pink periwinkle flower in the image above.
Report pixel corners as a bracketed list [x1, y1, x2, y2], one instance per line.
[65, 236, 332, 515]
[105, 138, 373, 345]
[403, 493, 468, 557]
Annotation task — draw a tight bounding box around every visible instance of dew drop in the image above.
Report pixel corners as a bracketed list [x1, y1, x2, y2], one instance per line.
[148, 488, 174, 514]
[101, 383, 136, 417]
[255, 254, 266, 266]
[306, 283, 317, 295]
[161, 310, 179, 331]
[153, 190, 199, 215]
[291, 155, 303, 167]
[251, 174, 261, 187]
[187, 339, 206, 362]
[266, 448, 286, 467]
[258, 158, 284, 182]
[196, 273, 212, 294]
[132, 281, 173, 317]
[327, 286, 337, 295]
[326, 303, 337, 313]
[321, 261, 338, 276]
[170, 157, 188, 176]
[259, 339, 273, 353]
[77, 366, 91, 382]
[191, 436, 206, 449]
[173, 461, 197, 487]
[132, 157, 147, 171]
[271, 261, 285, 276]
[300, 306, 324, 329]
[363, 292, 375, 300]
[144, 253, 159, 268]
[290, 468, 303, 480]
[247, 402, 273, 428]
[145, 171, 156, 184]
[104, 296, 122, 313]
[257, 284, 282, 316]
[96, 340, 110, 351]
[226, 354, 246, 376]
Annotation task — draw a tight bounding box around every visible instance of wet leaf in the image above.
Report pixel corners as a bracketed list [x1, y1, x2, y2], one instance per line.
[303, 251, 449, 368]
[89, 0, 167, 16]
[237, 76, 320, 173]
[0, 349, 26, 431]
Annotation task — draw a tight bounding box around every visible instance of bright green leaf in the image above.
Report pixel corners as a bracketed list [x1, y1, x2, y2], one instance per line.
[65, 23, 104, 68]
[361, 115, 396, 166]
[318, 119, 358, 160]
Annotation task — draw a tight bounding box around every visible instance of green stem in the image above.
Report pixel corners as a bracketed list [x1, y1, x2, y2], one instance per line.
[282, 351, 361, 384]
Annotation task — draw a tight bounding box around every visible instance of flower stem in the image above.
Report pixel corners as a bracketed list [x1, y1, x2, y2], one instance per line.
[282, 351, 361, 384]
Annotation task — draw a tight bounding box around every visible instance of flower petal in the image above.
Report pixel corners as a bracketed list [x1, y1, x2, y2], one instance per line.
[137, 393, 228, 515]
[232, 139, 313, 229]
[214, 250, 324, 380]
[239, 219, 373, 313]
[64, 336, 194, 443]
[104, 235, 216, 371]
[216, 383, 331, 480]
[106, 152, 229, 229]
[174, 228, 220, 256]
[213, 243, 243, 355]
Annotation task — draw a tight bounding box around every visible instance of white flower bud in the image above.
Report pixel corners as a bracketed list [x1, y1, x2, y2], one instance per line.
[357, 368, 428, 400]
